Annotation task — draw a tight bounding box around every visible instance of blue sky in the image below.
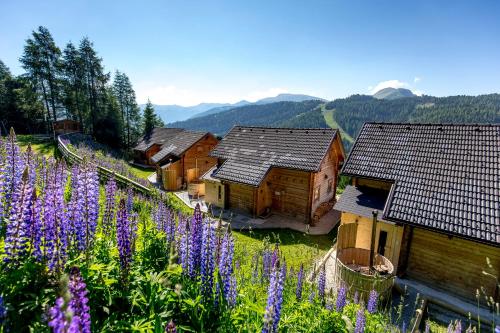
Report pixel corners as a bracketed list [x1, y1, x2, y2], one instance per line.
[1, 0, 499, 106]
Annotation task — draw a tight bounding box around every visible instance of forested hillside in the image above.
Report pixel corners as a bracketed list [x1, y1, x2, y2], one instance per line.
[168, 100, 324, 135]
[326, 94, 500, 139]
[0, 26, 163, 149]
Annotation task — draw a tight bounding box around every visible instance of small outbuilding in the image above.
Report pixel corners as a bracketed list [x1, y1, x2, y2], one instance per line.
[133, 128, 218, 191]
[203, 126, 345, 224]
[335, 123, 500, 304]
[53, 119, 81, 135]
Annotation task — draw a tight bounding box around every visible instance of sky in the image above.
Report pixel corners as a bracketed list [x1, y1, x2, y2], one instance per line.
[1, 0, 500, 106]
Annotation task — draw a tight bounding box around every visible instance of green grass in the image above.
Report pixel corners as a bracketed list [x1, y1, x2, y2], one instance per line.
[321, 105, 354, 144]
[128, 164, 155, 180]
[16, 135, 58, 158]
[233, 227, 337, 270]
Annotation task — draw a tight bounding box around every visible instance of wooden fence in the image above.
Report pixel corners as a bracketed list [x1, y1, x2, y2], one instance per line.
[57, 133, 153, 196]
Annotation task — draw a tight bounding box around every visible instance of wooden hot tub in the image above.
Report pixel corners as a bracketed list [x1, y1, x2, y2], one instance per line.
[335, 247, 395, 302]
[188, 180, 205, 197]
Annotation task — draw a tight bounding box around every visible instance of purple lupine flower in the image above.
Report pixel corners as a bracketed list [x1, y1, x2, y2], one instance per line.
[2, 128, 24, 213]
[402, 321, 407, 333]
[49, 297, 74, 333]
[424, 321, 430, 333]
[102, 178, 117, 235]
[188, 204, 203, 278]
[44, 162, 69, 272]
[296, 264, 304, 300]
[68, 267, 91, 333]
[318, 265, 326, 300]
[262, 258, 286, 333]
[228, 275, 237, 307]
[116, 199, 134, 273]
[4, 168, 35, 263]
[454, 321, 462, 333]
[218, 232, 235, 303]
[69, 162, 99, 252]
[354, 307, 366, 333]
[154, 202, 176, 243]
[165, 320, 177, 333]
[336, 285, 347, 312]
[262, 249, 272, 282]
[367, 290, 378, 314]
[0, 296, 6, 325]
[176, 215, 189, 272]
[200, 218, 216, 300]
[494, 325, 500, 333]
[325, 302, 333, 311]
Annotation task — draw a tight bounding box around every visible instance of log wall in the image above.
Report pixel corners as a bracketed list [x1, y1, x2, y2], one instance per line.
[406, 228, 500, 302]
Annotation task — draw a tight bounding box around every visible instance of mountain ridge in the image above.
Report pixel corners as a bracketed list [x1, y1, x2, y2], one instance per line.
[140, 93, 324, 123]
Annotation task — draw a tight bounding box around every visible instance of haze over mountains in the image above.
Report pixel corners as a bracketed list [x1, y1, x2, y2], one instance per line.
[140, 93, 324, 123]
[166, 90, 500, 152]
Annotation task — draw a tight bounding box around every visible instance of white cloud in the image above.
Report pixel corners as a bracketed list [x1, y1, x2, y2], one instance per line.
[368, 80, 409, 94]
[414, 76, 422, 83]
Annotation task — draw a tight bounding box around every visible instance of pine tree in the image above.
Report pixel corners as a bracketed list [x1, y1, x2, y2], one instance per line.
[142, 99, 164, 135]
[62, 42, 85, 129]
[112, 71, 141, 148]
[19, 26, 63, 131]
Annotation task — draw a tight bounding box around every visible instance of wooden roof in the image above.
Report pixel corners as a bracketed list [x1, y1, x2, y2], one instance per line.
[341, 122, 500, 246]
[210, 126, 341, 186]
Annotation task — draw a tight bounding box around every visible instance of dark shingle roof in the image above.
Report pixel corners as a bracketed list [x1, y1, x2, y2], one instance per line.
[134, 128, 210, 164]
[210, 126, 340, 186]
[134, 128, 184, 152]
[150, 130, 208, 164]
[342, 123, 500, 245]
[334, 185, 389, 222]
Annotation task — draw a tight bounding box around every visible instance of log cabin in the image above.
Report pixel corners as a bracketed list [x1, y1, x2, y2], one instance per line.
[334, 123, 500, 303]
[202, 126, 345, 224]
[133, 128, 218, 191]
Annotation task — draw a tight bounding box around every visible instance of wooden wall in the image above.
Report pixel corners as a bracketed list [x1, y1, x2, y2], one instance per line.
[256, 167, 311, 221]
[340, 212, 404, 270]
[205, 180, 225, 208]
[182, 134, 218, 181]
[405, 228, 500, 302]
[311, 135, 344, 217]
[162, 161, 182, 191]
[227, 182, 256, 215]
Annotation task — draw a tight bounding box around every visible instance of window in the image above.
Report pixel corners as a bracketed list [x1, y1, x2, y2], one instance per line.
[327, 179, 333, 193]
[218, 185, 222, 200]
[314, 186, 320, 202]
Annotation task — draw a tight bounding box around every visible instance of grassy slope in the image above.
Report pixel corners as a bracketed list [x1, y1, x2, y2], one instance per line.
[23, 135, 335, 272]
[17, 135, 58, 158]
[321, 105, 354, 144]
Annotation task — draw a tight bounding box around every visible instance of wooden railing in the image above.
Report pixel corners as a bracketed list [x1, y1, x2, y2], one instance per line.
[57, 133, 153, 195]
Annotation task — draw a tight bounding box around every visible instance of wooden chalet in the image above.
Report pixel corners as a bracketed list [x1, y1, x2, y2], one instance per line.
[334, 123, 500, 303]
[53, 119, 81, 135]
[133, 128, 218, 191]
[202, 126, 345, 224]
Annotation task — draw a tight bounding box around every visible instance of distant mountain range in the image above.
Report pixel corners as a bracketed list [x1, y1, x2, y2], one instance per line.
[373, 87, 416, 100]
[140, 93, 324, 123]
[166, 92, 500, 152]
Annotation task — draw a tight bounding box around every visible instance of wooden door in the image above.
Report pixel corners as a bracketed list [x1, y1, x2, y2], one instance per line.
[271, 188, 284, 212]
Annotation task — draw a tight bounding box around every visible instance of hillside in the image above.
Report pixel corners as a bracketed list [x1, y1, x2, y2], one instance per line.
[139, 102, 233, 123]
[326, 93, 500, 139]
[373, 87, 416, 100]
[168, 100, 323, 135]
